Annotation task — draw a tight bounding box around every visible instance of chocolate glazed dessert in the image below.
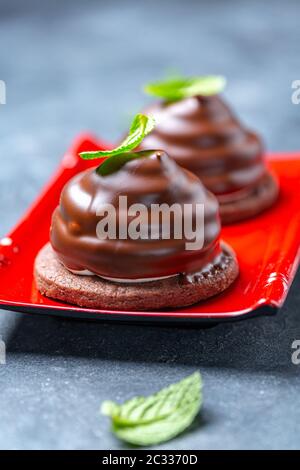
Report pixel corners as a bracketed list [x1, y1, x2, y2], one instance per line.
[140, 76, 279, 224]
[35, 115, 238, 311]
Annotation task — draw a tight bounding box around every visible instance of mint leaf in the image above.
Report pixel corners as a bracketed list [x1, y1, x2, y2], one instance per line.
[95, 152, 144, 177]
[101, 372, 202, 446]
[144, 75, 226, 101]
[79, 114, 155, 161]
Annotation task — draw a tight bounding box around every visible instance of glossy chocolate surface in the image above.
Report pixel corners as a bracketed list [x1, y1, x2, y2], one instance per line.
[140, 95, 266, 195]
[50, 151, 222, 280]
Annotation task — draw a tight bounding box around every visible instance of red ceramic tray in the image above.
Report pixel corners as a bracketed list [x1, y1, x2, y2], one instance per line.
[0, 134, 300, 324]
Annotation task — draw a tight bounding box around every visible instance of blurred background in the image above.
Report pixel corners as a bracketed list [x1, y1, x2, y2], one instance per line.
[1, 0, 299, 233]
[0, 0, 300, 450]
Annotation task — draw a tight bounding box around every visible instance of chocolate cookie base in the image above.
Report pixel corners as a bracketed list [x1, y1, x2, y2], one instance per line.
[219, 172, 279, 224]
[34, 243, 239, 311]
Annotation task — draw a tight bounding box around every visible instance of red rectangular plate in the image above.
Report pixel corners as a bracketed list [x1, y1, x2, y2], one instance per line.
[0, 135, 300, 324]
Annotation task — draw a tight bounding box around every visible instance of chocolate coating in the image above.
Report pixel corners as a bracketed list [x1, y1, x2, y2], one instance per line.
[140, 95, 266, 195]
[50, 151, 222, 280]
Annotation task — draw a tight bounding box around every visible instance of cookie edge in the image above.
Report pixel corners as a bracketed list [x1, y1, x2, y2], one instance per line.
[34, 243, 239, 311]
[219, 171, 279, 224]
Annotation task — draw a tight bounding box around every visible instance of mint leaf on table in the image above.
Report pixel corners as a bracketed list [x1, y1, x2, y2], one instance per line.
[144, 75, 226, 101]
[101, 372, 202, 446]
[79, 114, 155, 161]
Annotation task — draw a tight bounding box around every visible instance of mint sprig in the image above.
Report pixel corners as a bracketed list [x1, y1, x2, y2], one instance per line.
[144, 75, 226, 101]
[79, 114, 155, 161]
[94, 152, 144, 177]
[101, 372, 202, 446]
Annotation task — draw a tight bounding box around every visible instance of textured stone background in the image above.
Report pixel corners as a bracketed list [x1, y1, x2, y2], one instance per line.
[0, 0, 300, 450]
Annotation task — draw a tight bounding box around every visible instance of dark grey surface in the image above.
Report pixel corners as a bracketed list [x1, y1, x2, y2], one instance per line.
[0, 0, 300, 450]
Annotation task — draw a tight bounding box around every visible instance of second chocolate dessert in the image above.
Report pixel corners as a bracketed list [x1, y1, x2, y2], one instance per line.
[140, 76, 279, 223]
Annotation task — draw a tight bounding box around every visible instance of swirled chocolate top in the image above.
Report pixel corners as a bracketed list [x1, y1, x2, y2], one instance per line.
[140, 95, 266, 195]
[50, 150, 222, 280]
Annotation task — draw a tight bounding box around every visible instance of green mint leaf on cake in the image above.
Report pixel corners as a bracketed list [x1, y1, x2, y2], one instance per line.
[79, 114, 155, 160]
[144, 75, 226, 101]
[95, 151, 144, 177]
[101, 371, 202, 446]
